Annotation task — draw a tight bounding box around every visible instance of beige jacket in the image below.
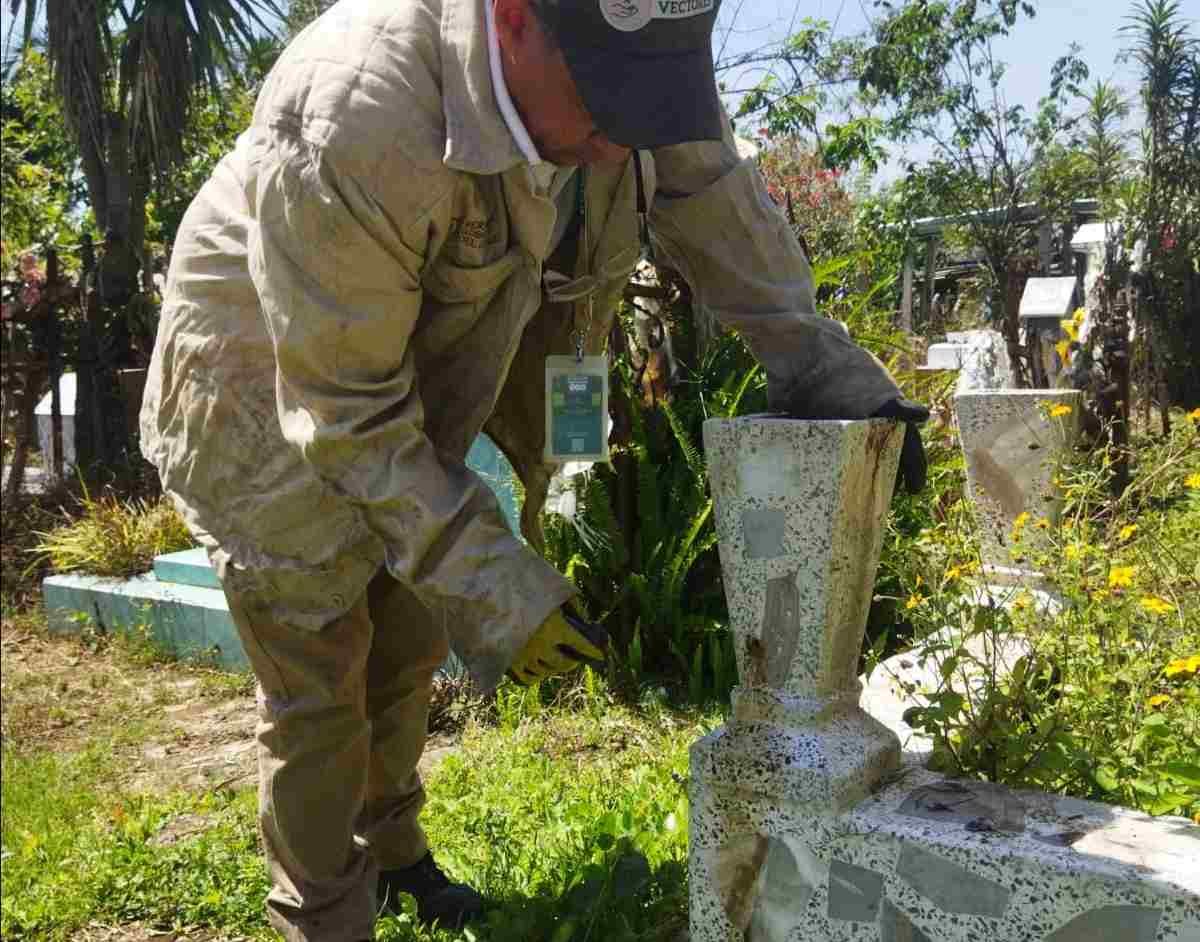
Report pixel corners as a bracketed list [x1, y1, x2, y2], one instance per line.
[140, 0, 899, 689]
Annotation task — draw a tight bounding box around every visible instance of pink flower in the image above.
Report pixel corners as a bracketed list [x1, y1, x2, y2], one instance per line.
[20, 283, 42, 308]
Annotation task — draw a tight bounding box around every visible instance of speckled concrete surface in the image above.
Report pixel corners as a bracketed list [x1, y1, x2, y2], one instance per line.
[690, 416, 1200, 942]
[701, 417, 903, 701]
[692, 758, 1200, 942]
[692, 418, 905, 942]
[954, 390, 1082, 574]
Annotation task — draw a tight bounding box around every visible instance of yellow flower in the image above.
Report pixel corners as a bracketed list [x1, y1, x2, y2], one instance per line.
[1187, 472, 1200, 489]
[1064, 543, 1082, 560]
[1059, 318, 1079, 343]
[1146, 694, 1172, 709]
[945, 565, 963, 581]
[906, 594, 924, 611]
[1187, 407, 1200, 423]
[1140, 596, 1175, 616]
[1049, 404, 1073, 418]
[1119, 524, 1138, 541]
[1012, 592, 1032, 611]
[1013, 512, 1031, 531]
[1072, 307, 1086, 328]
[1036, 517, 1051, 530]
[1108, 565, 1137, 589]
[1055, 339, 1071, 367]
[1165, 655, 1200, 678]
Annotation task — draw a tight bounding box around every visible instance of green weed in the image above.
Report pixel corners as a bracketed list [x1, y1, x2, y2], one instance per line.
[896, 412, 1200, 819]
[30, 483, 194, 578]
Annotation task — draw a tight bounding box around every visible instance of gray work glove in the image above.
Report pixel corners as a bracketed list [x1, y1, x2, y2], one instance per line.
[871, 397, 930, 494]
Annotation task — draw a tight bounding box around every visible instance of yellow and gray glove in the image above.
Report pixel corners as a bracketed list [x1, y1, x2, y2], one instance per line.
[509, 606, 607, 685]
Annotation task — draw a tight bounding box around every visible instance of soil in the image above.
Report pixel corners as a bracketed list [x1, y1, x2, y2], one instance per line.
[0, 614, 460, 796]
[1, 614, 464, 940]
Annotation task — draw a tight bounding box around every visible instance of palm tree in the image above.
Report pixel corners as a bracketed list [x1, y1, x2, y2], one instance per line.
[11, 0, 281, 463]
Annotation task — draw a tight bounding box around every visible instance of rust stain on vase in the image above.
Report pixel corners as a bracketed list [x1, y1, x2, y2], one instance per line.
[866, 421, 896, 488]
[713, 833, 770, 933]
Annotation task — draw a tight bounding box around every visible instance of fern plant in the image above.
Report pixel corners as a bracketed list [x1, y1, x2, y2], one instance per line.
[543, 328, 764, 704]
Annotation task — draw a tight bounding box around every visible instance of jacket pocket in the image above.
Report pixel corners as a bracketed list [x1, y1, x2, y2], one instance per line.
[422, 246, 522, 304]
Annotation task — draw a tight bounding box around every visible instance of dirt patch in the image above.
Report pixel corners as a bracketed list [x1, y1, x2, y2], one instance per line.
[2, 616, 461, 796]
[1, 616, 190, 755]
[69, 922, 234, 941]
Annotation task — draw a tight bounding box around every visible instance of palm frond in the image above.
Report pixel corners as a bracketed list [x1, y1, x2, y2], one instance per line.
[661, 398, 705, 480]
[124, 0, 282, 169]
[41, 0, 107, 175]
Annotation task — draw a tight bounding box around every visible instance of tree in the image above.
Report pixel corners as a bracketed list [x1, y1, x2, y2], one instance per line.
[1120, 0, 1199, 407]
[849, 2, 1089, 381]
[0, 51, 84, 273]
[12, 0, 282, 464]
[719, 2, 1093, 375]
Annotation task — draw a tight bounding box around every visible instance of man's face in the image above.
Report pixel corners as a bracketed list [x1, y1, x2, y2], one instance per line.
[494, 0, 631, 166]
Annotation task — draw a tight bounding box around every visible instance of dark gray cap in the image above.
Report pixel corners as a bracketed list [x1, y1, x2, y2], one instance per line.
[547, 0, 725, 149]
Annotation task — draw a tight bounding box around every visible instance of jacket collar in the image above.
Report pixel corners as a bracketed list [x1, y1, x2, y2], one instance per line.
[440, 0, 527, 175]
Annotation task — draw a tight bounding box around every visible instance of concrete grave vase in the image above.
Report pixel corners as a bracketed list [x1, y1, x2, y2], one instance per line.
[702, 417, 904, 730]
[690, 416, 1200, 942]
[690, 418, 905, 942]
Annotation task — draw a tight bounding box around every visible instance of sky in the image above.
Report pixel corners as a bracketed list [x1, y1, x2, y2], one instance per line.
[3, 0, 1193, 178]
[711, 0, 1189, 180]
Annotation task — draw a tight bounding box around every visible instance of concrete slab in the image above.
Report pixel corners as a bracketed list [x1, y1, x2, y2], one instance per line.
[43, 572, 248, 670]
[153, 547, 222, 589]
[835, 767, 1200, 941]
[925, 343, 967, 370]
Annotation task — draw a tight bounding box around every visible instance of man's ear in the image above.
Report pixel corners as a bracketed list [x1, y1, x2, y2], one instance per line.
[493, 0, 534, 50]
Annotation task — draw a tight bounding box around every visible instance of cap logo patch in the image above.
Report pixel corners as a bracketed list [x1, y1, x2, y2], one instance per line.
[600, 0, 652, 31]
[600, 0, 712, 30]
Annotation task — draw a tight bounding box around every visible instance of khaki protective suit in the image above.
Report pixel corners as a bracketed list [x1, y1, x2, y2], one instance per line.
[139, 0, 900, 934]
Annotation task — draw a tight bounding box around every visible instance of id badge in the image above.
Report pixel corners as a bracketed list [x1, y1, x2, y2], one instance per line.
[544, 355, 609, 464]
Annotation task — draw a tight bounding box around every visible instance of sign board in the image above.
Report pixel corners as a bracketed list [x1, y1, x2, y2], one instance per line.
[1069, 222, 1110, 250]
[1019, 277, 1077, 321]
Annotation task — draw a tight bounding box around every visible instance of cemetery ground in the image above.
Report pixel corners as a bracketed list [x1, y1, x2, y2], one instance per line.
[2, 410, 1199, 942]
[0, 606, 704, 942]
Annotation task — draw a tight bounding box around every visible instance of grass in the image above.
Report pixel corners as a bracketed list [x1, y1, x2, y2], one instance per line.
[29, 485, 193, 579]
[1, 620, 711, 941]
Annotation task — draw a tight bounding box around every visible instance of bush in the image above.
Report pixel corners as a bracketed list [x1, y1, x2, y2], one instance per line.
[896, 411, 1200, 819]
[31, 486, 194, 578]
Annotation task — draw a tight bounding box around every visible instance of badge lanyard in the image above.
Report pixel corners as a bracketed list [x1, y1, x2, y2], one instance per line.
[544, 167, 609, 464]
[543, 154, 654, 465]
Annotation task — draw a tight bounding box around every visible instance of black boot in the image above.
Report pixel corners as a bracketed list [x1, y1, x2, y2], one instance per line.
[377, 852, 485, 929]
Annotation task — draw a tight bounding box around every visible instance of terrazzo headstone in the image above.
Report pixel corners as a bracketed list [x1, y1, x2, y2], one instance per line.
[954, 389, 1082, 578]
[686, 416, 1200, 942]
